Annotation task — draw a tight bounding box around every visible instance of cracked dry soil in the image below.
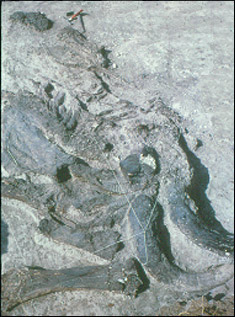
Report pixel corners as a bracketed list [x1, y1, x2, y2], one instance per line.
[1, 2, 234, 316]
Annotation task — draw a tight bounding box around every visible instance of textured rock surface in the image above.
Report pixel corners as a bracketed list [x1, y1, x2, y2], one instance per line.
[1, 2, 234, 316]
[9, 11, 53, 31]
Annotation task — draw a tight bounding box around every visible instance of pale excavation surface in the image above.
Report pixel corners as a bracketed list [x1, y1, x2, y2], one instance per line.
[1, 2, 234, 316]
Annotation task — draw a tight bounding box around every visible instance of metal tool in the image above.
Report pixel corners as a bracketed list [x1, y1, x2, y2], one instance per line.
[64, 9, 86, 32]
[68, 9, 83, 22]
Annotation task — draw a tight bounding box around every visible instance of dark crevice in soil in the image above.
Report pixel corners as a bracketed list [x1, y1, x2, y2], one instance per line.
[98, 46, 112, 69]
[48, 209, 65, 226]
[1, 219, 9, 256]
[133, 258, 150, 297]
[93, 71, 111, 93]
[195, 138, 203, 150]
[56, 165, 72, 183]
[153, 203, 177, 265]
[26, 266, 46, 271]
[75, 96, 88, 111]
[74, 157, 90, 167]
[116, 241, 125, 253]
[178, 132, 234, 242]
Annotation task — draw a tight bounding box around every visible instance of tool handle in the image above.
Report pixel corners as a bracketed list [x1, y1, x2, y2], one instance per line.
[71, 9, 83, 19]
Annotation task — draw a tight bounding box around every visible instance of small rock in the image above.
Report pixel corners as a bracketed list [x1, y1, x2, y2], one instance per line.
[10, 11, 54, 31]
[120, 154, 140, 177]
[140, 153, 156, 170]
